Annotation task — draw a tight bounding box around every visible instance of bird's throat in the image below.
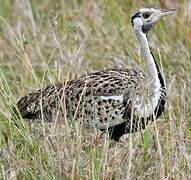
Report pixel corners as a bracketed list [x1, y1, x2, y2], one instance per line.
[135, 31, 159, 82]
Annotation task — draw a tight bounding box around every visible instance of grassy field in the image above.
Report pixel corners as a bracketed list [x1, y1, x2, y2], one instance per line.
[0, 0, 191, 179]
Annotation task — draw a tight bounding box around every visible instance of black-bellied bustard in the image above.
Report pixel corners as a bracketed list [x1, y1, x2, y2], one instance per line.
[15, 7, 177, 141]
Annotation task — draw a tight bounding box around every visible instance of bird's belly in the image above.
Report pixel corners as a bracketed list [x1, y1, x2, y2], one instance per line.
[83, 114, 125, 129]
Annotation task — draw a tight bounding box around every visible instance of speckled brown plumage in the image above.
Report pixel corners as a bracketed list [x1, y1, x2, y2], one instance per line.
[16, 68, 165, 141]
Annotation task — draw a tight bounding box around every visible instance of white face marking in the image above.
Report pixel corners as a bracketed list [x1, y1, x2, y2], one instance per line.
[99, 95, 123, 103]
[133, 18, 143, 31]
[139, 8, 158, 14]
[133, 8, 161, 32]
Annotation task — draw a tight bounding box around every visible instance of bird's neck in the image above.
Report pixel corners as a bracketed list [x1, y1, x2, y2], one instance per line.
[135, 30, 158, 80]
[134, 29, 165, 118]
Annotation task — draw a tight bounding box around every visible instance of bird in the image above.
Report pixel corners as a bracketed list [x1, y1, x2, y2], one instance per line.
[15, 6, 177, 141]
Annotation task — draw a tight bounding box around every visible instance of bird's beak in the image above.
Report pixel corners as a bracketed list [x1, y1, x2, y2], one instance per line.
[160, 8, 178, 17]
[151, 8, 177, 25]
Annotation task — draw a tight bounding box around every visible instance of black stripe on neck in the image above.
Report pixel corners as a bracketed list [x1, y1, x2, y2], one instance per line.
[151, 52, 166, 118]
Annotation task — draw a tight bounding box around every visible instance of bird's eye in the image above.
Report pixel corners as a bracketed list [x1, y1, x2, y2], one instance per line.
[142, 12, 151, 19]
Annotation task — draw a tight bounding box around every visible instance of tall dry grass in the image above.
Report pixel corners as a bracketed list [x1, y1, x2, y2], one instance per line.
[0, 0, 191, 179]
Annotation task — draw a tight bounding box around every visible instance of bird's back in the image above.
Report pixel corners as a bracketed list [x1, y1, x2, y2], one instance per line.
[16, 68, 146, 130]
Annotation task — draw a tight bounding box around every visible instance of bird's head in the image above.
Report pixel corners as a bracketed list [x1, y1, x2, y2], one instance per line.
[131, 6, 177, 33]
